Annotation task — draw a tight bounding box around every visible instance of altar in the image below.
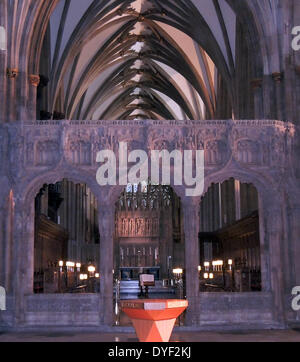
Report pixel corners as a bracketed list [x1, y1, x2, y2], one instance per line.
[120, 267, 160, 281]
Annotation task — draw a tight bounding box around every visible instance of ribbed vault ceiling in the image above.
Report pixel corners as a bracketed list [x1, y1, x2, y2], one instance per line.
[45, 0, 236, 120]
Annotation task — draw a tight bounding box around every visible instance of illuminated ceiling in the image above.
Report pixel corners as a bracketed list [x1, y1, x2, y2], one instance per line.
[45, 0, 236, 120]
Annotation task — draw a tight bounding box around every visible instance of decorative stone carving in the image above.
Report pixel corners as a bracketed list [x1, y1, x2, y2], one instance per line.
[9, 131, 25, 177]
[205, 140, 228, 166]
[35, 140, 60, 166]
[5, 120, 293, 181]
[72, 141, 91, 165]
[236, 139, 260, 165]
[152, 139, 171, 151]
[66, 130, 93, 166]
[29, 74, 40, 87]
[117, 216, 159, 237]
[26, 142, 34, 166]
[6, 68, 18, 78]
[270, 135, 285, 166]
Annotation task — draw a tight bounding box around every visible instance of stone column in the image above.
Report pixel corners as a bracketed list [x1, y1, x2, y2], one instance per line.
[272, 72, 283, 120]
[264, 197, 286, 326]
[75, 184, 81, 261]
[12, 197, 35, 326]
[235, 180, 241, 221]
[290, 207, 300, 287]
[283, 202, 300, 323]
[28, 74, 40, 120]
[199, 198, 204, 232]
[251, 78, 263, 119]
[61, 179, 67, 229]
[98, 204, 115, 326]
[208, 187, 213, 232]
[203, 193, 208, 231]
[221, 181, 227, 225]
[1, 190, 13, 292]
[0, 0, 7, 123]
[0, 206, 4, 288]
[212, 183, 220, 231]
[182, 197, 200, 326]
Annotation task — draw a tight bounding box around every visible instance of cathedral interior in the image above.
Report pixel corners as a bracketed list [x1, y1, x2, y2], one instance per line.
[0, 0, 300, 333]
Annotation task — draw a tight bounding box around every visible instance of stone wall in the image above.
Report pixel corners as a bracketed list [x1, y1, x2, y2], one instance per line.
[197, 293, 274, 327]
[24, 294, 100, 327]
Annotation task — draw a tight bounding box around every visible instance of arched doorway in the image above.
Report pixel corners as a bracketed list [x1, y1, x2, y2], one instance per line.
[33, 179, 100, 294]
[114, 182, 187, 326]
[199, 178, 262, 293]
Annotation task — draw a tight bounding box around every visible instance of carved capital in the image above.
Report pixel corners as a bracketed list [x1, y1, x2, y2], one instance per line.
[29, 74, 40, 87]
[272, 72, 283, 82]
[250, 78, 262, 89]
[6, 68, 18, 79]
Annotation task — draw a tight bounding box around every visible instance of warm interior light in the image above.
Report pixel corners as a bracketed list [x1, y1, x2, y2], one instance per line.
[204, 262, 210, 267]
[209, 273, 214, 279]
[66, 261, 75, 267]
[95, 273, 100, 278]
[59, 261, 64, 267]
[212, 260, 223, 266]
[79, 274, 85, 280]
[173, 268, 183, 275]
[204, 273, 209, 279]
[228, 259, 233, 265]
[198, 266, 201, 271]
[88, 266, 96, 273]
[76, 263, 81, 268]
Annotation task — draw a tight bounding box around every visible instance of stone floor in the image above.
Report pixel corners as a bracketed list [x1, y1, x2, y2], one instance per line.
[0, 329, 299, 342]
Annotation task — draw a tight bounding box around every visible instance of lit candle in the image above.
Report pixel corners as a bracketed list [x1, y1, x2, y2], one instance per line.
[88, 266, 96, 276]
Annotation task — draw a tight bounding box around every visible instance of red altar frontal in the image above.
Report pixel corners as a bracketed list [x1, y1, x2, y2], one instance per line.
[120, 299, 188, 342]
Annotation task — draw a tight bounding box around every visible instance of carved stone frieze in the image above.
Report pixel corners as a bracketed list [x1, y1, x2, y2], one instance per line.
[35, 140, 60, 166]
[2, 120, 295, 185]
[117, 216, 159, 237]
